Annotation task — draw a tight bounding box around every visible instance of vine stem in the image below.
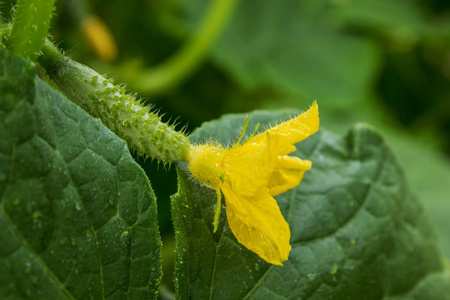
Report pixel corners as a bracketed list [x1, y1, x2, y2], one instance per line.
[7, 0, 55, 61]
[132, 0, 239, 95]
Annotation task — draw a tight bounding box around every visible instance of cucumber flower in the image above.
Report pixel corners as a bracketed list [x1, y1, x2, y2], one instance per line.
[187, 102, 319, 265]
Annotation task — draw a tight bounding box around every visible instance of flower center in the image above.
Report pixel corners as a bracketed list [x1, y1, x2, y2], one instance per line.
[187, 144, 225, 189]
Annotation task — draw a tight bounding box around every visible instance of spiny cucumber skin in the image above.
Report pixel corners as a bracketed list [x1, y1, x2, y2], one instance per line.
[51, 58, 190, 163]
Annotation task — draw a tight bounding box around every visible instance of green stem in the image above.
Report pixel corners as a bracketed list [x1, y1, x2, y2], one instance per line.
[132, 0, 239, 95]
[7, 0, 55, 61]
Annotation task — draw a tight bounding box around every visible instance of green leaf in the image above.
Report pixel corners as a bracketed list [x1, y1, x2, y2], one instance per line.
[172, 110, 450, 299]
[331, 0, 450, 42]
[306, 102, 450, 260]
[383, 130, 450, 260]
[0, 48, 162, 299]
[183, 0, 380, 108]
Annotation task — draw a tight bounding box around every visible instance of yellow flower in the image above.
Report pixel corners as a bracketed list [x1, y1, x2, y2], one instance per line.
[187, 102, 319, 265]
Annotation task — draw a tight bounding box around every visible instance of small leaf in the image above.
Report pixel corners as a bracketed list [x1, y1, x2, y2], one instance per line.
[172, 110, 450, 299]
[0, 48, 162, 299]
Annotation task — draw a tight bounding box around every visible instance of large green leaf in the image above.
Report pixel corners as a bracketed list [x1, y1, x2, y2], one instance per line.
[331, 0, 450, 42]
[183, 0, 380, 108]
[0, 48, 161, 299]
[172, 110, 450, 299]
[182, 0, 449, 109]
[386, 133, 450, 260]
[295, 100, 450, 259]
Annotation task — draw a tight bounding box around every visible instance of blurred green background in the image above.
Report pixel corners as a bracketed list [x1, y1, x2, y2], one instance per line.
[2, 0, 450, 291]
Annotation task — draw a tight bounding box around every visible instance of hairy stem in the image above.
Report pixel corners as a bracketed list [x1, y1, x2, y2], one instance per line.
[7, 0, 55, 61]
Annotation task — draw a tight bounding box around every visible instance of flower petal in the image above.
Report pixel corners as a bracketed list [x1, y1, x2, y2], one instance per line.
[224, 133, 274, 197]
[264, 132, 296, 156]
[221, 183, 291, 265]
[249, 101, 319, 151]
[269, 156, 311, 196]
